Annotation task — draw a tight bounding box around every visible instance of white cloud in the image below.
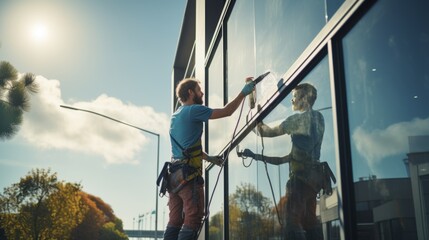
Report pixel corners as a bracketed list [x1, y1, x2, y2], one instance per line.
[19, 75, 170, 164]
[352, 117, 429, 166]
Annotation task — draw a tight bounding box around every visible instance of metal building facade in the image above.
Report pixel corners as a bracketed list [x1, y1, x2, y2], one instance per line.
[171, 0, 429, 239]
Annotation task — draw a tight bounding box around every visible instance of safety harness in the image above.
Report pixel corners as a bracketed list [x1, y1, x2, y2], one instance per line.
[291, 160, 336, 196]
[157, 134, 203, 197]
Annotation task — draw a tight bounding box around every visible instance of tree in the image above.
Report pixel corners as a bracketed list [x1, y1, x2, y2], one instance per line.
[0, 169, 86, 240]
[208, 211, 223, 240]
[0, 169, 128, 240]
[71, 192, 128, 240]
[89, 195, 128, 240]
[71, 192, 105, 240]
[231, 183, 272, 214]
[229, 182, 275, 239]
[0, 61, 38, 140]
[86, 194, 116, 222]
[44, 183, 87, 239]
[99, 222, 128, 240]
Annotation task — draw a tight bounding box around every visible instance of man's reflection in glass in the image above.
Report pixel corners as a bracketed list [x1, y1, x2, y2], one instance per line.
[243, 83, 324, 240]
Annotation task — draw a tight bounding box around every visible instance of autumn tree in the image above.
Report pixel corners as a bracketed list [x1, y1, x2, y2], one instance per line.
[86, 194, 116, 222]
[71, 192, 128, 240]
[275, 195, 288, 234]
[99, 221, 128, 240]
[229, 182, 275, 239]
[71, 192, 105, 239]
[45, 183, 87, 239]
[0, 169, 128, 240]
[0, 169, 86, 240]
[209, 183, 276, 239]
[208, 211, 224, 240]
[0, 61, 38, 140]
[90, 194, 128, 240]
[227, 200, 242, 240]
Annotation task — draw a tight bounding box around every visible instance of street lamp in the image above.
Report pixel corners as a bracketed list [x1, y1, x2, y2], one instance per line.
[60, 105, 160, 239]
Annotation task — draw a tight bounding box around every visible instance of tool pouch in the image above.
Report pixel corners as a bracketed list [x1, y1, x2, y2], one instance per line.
[320, 161, 336, 195]
[299, 163, 324, 193]
[168, 163, 188, 194]
[298, 161, 336, 196]
[167, 163, 199, 194]
[157, 162, 172, 197]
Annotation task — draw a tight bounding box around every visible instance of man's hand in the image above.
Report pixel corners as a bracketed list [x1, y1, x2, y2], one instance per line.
[241, 79, 255, 96]
[242, 149, 256, 159]
[206, 155, 224, 166]
[252, 120, 264, 136]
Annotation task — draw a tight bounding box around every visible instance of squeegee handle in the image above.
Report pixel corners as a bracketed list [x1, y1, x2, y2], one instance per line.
[253, 71, 270, 85]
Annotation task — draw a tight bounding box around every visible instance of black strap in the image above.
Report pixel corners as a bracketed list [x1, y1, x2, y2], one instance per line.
[157, 162, 172, 197]
[321, 162, 336, 183]
[170, 132, 186, 151]
[157, 162, 171, 186]
[170, 131, 203, 161]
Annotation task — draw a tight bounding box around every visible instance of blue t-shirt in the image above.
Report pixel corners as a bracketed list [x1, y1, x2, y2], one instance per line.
[170, 105, 213, 158]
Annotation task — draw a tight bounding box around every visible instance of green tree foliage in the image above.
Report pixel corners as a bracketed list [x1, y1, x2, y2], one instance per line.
[208, 211, 223, 240]
[0, 168, 129, 240]
[45, 183, 87, 239]
[71, 192, 128, 240]
[99, 222, 128, 240]
[231, 183, 272, 215]
[0, 61, 38, 140]
[210, 182, 278, 239]
[0, 169, 85, 240]
[71, 192, 105, 239]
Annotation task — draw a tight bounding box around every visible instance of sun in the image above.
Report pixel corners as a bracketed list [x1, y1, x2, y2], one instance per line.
[30, 22, 49, 42]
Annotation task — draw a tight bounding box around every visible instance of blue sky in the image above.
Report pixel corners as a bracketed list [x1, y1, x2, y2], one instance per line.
[0, 0, 186, 230]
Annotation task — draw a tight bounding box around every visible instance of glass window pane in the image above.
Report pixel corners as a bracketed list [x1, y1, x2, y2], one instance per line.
[226, 2, 263, 239]
[207, 37, 225, 240]
[343, 0, 429, 239]
[227, 0, 345, 140]
[254, 0, 327, 77]
[231, 56, 338, 239]
[221, 0, 346, 239]
[208, 39, 225, 155]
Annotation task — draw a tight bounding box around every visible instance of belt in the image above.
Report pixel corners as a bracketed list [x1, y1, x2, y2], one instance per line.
[171, 158, 187, 164]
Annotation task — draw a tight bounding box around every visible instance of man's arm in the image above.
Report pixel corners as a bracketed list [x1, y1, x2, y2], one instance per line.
[257, 122, 287, 137]
[255, 154, 291, 165]
[210, 92, 246, 119]
[203, 152, 223, 166]
[210, 79, 255, 119]
[240, 148, 291, 165]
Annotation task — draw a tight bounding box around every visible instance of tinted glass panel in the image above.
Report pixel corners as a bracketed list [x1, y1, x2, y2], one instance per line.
[207, 37, 225, 239]
[230, 56, 339, 239]
[254, 0, 326, 79]
[227, 0, 344, 135]
[224, 0, 345, 239]
[343, 0, 429, 239]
